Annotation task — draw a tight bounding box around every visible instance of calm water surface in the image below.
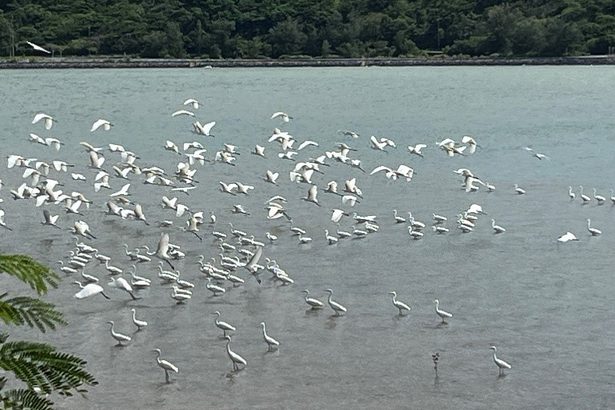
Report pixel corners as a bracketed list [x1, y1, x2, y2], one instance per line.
[1, 66, 615, 409]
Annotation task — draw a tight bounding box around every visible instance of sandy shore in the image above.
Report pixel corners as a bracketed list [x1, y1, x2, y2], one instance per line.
[1, 55, 614, 69]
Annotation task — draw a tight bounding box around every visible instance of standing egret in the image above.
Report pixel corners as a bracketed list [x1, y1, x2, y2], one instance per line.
[568, 186, 575, 200]
[303, 289, 324, 309]
[153, 348, 179, 383]
[225, 335, 247, 371]
[324, 289, 347, 316]
[388, 291, 411, 315]
[213, 311, 236, 337]
[434, 299, 452, 323]
[260, 322, 280, 351]
[490, 346, 511, 375]
[578, 186, 590, 203]
[107, 321, 131, 346]
[514, 184, 526, 195]
[593, 188, 605, 205]
[587, 219, 602, 236]
[131, 308, 147, 331]
[491, 219, 506, 234]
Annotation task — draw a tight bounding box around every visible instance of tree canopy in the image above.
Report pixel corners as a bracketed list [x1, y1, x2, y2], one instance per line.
[0, 0, 613, 58]
[0, 254, 97, 410]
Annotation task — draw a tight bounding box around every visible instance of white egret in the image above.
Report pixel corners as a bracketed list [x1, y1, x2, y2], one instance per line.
[491, 219, 506, 234]
[225, 335, 247, 371]
[434, 299, 452, 323]
[108, 277, 139, 300]
[183, 98, 199, 109]
[388, 291, 411, 315]
[26, 41, 51, 54]
[74, 282, 110, 300]
[131, 308, 148, 331]
[192, 120, 216, 137]
[593, 188, 605, 205]
[578, 186, 590, 203]
[408, 143, 427, 157]
[206, 278, 226, 296]
[260, 322, 280, 351]
[514, 184, 526, 195]
[557, 231, 578, 243]
[324, 289, 347, 316]
[211, 311, 235, 336]
[153, 348, 179, 383]
[171, 109, 195, 117]
[107, 321, 131, 346]
[490, 346, 511, 375]
[41, 210, 61, 229]
[586, 219, 602, 236]
[303, 290, 324, 309]
[271, 111, 292, 122]
[568, 186, 575, 200]
[90, 119, 113, 132]
[32, 112, 55, 129]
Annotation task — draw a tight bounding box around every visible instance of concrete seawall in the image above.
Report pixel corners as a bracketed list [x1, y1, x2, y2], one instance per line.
[1, 56, 614, 69]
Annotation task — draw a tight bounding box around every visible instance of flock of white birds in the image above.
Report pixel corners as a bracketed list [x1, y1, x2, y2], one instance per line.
[5, 95, 612, 388]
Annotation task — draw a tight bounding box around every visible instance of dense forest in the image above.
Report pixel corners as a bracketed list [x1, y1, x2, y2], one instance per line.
[0, 0, 613, 59]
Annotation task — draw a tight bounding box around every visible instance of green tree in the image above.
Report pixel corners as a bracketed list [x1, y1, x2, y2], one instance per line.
[0, 254, 97, 410]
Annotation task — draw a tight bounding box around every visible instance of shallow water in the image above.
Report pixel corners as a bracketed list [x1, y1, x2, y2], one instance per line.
[1, 66, 615, 409]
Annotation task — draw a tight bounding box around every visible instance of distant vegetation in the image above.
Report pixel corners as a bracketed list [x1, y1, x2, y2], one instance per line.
[0, 1, 613, 59]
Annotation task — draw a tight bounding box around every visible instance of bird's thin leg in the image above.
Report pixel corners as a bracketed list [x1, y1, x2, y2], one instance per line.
[192, 232, 203, 241]
[165, 371, 170, 383]
[165, 259, 175, 270]
[128, 291, 140, 300]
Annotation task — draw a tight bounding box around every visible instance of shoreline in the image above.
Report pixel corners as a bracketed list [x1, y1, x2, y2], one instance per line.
[1, 55, 615, 69]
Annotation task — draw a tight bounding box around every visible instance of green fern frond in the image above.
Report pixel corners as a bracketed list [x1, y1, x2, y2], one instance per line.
[0, 255, 59, 295]
[1, 388, 54, 410]
[0, 296, 66, 332]
[0, 341, 97, 395]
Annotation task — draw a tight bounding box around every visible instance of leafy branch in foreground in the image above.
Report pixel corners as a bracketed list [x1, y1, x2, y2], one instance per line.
[0, 254, 97, 410]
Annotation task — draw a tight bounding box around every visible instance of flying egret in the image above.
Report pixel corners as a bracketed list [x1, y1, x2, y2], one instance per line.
[407, 143, 427, 157]
[434, 299, 452, 323]
[108, 277, 139, 300]
[183, 98, 199, 109]
[324, 289, 347, 316]
[74, 282, 110, 300]
[26, 41, 51, 54]
[90, 119, 113, 132]
[153, 348, 179, 383]
[131, 308, 147, 331]
[32, 112, 55, 130]
[192, 120, 216, 137]
[107, 321, 131, 346]
[490, 346, 511, 375]
[260, 322, 280, 351]
[271, 111, 292, 122]
[225, 335, 247, 371]
[388, 291, 411, 315]
[171, 109, 195, 117]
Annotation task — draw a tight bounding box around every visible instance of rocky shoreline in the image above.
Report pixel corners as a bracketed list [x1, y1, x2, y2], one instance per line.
[1, 55, 614, 69]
